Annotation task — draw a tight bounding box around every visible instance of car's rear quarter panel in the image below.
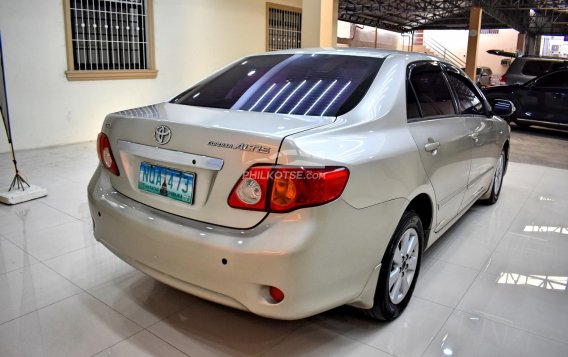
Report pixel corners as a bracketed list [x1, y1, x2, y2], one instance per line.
[277, 55, 436, 270]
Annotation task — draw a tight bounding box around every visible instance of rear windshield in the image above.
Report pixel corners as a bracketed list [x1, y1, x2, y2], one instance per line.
[171, 54, 383, 117]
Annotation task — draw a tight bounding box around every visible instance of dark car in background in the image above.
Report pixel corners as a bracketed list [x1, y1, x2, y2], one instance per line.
[483, 69, 568, 129]
[501, 56, 568, 85]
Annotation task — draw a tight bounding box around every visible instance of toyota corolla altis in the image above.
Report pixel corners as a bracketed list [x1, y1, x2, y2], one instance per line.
[88, 48, 512, 320]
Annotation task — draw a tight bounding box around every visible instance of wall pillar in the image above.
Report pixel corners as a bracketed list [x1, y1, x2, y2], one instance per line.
[516, 32, 526, 55]
[301, 0, 338, 48]
[525, 34, 541, 56]
[465, 6, 482, 81]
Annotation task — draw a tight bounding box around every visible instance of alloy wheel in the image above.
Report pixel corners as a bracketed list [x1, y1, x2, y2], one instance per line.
[388, 228, 419, 304]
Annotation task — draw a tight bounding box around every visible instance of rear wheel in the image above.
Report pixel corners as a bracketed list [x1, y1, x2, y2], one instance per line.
[364, 211, 423, 321]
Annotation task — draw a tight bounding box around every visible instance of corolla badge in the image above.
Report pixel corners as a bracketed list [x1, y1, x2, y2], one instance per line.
[154, 125, 172, 145]
[208, 140, 270, 154]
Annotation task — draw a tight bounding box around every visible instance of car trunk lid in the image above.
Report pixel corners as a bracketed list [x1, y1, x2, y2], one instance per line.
[103, 103, 333, 228]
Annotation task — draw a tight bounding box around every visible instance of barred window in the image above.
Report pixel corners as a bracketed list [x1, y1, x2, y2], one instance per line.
[480, 29, 499, 35]
[63, 0, 156, 80]
[266, 3, 302, 51]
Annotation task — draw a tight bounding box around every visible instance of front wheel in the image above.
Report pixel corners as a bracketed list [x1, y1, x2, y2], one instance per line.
[483, 150, 505, 205]
[364, 211, 423, 321]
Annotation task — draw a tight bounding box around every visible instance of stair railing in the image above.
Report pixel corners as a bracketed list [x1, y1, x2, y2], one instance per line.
[423, 38, 466, 68]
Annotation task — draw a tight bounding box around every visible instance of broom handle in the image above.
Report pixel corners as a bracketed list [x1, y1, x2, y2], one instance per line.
[0, 108, 19, 173]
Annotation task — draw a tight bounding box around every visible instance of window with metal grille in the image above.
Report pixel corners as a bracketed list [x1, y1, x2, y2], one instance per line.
[63, 0, 156, 80]
[266, 3, 302, 51]
[480, 29, 499, 35]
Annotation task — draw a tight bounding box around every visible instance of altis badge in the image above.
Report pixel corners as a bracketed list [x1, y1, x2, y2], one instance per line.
[207, 140, 271, 154]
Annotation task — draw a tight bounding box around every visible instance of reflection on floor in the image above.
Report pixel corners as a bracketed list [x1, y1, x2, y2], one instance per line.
[1, 142, 567, 357]
[509, 125, 568, 169]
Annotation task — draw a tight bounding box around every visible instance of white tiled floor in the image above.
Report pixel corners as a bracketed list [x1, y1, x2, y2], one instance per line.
[1, 142, 567, 357]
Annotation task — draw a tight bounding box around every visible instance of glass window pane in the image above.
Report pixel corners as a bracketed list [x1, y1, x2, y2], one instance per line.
[550, 62, 568, 71]
[534, 71, 568, 87]
[173, 54, 383, 117]
[522, 60, 553, 76]
[409, 63, 456, 117]
[268, 7, 302, 51]
[406, 84, 420, 119]
[446, 73, 485, 115]
[69, 0, 148, 71]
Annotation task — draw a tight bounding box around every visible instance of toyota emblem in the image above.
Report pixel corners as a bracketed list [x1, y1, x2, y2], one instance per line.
[154, 125, 171, 145]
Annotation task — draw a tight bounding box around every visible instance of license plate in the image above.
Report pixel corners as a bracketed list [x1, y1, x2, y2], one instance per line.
[138, 162, 195, 204]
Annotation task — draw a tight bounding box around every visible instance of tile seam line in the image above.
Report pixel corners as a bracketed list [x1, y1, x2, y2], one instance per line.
[88, 328, 178, 357]
[448, 163, 544, 311]
[36, 257, 146, 336]
[453, 305, 568, 347]
[143, 299, 309, 357]
[38, 200, 86, 221]
[419, 176, 541, 356]
[85, 269, 200, 320]
[0, 290, 84, 327]
[3, 233, 96, 264]
[320, 297, 448, 357]
[419, 166, 550, 354]
[142, 329, 197, 357]
[84, 282, 149, 329]
[143, 299, 212, 333]
[401, 295, 454, 357]
[452, 161, 546, 309]
[0, 203, 81, 236]
[2, 215, 84, 243]
[82, 289, 145, 356]
[0, 241, 42, 276]
[258, 319, 337, 357]
[0, 258, 99, 327]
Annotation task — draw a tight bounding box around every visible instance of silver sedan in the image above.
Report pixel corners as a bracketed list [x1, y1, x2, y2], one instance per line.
[88, 48, 512, 320]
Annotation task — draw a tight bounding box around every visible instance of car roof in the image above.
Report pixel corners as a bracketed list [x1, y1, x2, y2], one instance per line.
[515, 56, 567, 62]
[255, 47, 450, 63]
[538, 68, 568, 75]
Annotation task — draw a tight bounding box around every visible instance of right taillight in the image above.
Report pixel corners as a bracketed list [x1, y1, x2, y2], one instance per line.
[228, 165, 349, 213]
[97, 132, 119, 176]
[499, 74, 507, 85]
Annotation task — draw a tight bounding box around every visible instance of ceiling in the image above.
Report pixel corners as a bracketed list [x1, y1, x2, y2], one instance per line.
[338, 0, 568, 35]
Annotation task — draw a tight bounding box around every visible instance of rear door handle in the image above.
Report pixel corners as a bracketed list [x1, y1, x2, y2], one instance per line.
[424, 141, 440, 153]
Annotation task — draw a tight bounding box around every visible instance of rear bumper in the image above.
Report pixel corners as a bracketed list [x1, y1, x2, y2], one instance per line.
[88, 166, 405, 319]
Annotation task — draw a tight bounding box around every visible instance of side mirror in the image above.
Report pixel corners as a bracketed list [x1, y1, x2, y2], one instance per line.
[491, 99, 515, 117]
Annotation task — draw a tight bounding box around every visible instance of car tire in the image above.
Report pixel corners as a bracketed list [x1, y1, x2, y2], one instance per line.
[364, 211, 423, 321]
[482, 150, 505, 205]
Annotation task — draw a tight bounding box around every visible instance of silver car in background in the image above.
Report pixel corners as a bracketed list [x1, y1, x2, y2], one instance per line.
[461, 66, 493, 87]
[88, 48, 512, 321]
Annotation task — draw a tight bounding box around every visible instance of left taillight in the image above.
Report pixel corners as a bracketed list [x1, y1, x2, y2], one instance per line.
[97, 132, 120, 176]
[228, 165, 349, 213]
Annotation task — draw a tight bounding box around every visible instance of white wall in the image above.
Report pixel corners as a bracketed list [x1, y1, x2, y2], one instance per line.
[0, 0, 301, 152]
[337, 21, 403, 50]
[424, 29, 519, 75]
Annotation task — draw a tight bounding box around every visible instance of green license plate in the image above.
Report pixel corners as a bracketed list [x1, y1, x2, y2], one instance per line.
[138, 162, 195, 204]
